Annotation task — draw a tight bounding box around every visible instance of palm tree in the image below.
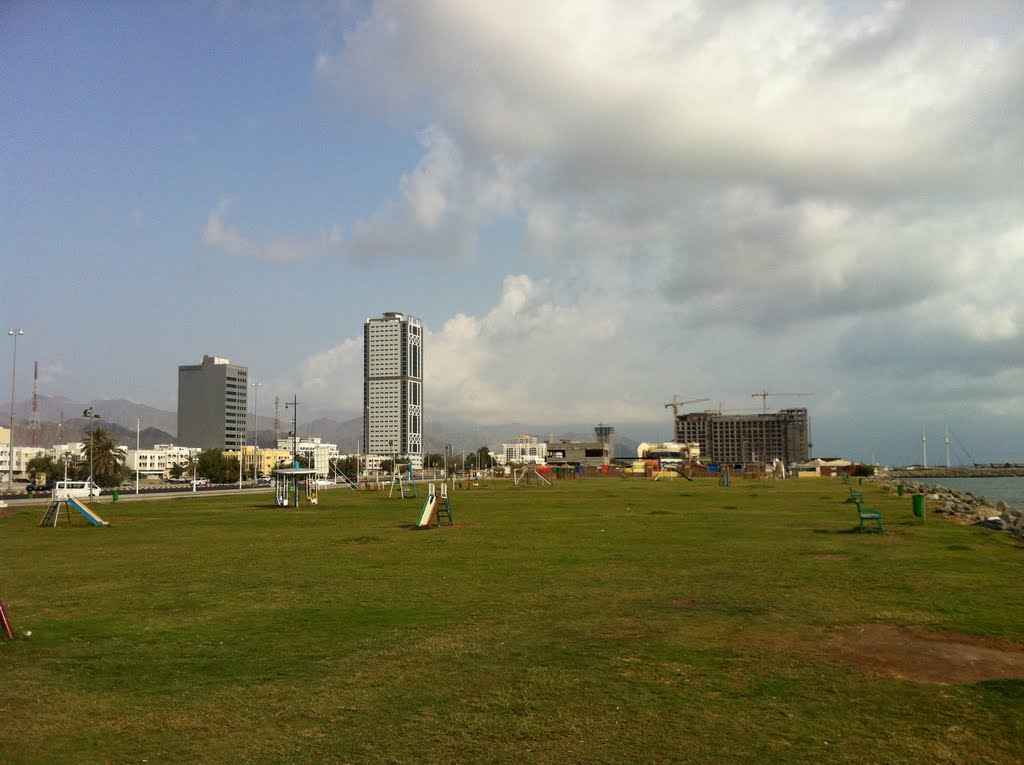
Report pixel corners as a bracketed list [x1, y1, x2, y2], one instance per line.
[81, 427, 127, 484]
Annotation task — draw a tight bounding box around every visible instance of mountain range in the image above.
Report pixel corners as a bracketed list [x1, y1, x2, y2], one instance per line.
[8, 395, 643, 456]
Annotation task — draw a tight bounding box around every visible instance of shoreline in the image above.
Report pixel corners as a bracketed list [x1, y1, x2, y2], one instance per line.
[870, 475, 1024, 538]
[885, 467, 1024, 478]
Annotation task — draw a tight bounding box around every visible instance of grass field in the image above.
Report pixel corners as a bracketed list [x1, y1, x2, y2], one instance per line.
[2, 478, 1022, 764]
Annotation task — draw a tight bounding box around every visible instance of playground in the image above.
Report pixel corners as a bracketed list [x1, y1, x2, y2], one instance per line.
[1, 479, 1022, 764]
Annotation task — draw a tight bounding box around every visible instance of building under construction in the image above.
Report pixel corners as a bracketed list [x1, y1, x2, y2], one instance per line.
[674, 408, 810, 465]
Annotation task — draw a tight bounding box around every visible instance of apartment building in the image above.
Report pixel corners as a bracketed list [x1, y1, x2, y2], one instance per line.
[274, 437, 340, 477]
[363, 312, 423, 469]
[502, 435, 547, 465]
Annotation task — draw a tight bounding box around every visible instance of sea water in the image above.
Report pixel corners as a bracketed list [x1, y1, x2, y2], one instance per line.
[914, 476, 1024, 510]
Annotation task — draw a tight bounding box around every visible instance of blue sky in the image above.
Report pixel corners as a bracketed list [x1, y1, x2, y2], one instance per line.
[3, 1, 1023, 465]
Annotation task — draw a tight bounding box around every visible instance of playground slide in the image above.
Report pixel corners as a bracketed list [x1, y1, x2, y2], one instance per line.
[416, 496, 439, 528]
[67, 497, 109, 527]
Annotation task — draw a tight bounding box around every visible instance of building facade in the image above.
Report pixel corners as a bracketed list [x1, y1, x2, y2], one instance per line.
[363, 313, 423, 469]
[673, 408, 810, 465]
[274, 437, 340, 477]
[502, 435, 547, 465]
[124, 444, 202, 478]
[545, 438, 611, 468]
[223, 445, 292, 479]
[177, 355, 248, 450]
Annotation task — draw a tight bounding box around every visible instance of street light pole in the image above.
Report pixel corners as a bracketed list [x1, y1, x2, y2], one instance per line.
[284, 395, 299, 507]
[285, 395, 298, 466]
[83, 407, 101, 483]
[251, 381, 261, 480]
[7, 328, 23, 492]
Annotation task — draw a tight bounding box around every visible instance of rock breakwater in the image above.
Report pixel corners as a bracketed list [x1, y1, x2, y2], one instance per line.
[870, 477, 1024, 539]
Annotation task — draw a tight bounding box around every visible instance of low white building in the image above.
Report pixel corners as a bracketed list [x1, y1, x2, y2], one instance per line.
[276, 437, 340, 477]
[0, 431, 48, 481]
[792, 458, 854, 478]
[125, 444, 202, 478]
[502, 435, 547, 465]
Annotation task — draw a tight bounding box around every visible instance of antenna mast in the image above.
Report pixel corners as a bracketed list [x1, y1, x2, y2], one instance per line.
[273, 396, 280, 443]
[30, 361, 40, 445]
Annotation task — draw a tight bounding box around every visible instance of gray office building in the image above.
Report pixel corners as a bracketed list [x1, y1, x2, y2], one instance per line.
[177, 355, 248, 450]
[363, 312, 423, 468]
[674, 408, 809, 465]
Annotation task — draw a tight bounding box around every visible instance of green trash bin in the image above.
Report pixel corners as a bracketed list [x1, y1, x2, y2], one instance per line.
[897, 483, 904, 496]
[912, 494, 925, 518]
[112, 490, 119, 502]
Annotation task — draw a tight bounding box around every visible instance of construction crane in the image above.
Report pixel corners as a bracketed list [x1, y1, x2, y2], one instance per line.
[702, 402, 761, 415]
[664, 395, 711, 417]
[751, 390, 814, 413]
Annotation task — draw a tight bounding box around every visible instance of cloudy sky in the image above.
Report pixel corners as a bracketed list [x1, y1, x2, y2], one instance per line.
[3, 1, 1022, 464]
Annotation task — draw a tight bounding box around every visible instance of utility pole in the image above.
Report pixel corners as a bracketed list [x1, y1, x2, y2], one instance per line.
[7, 329, 24, 492]
[83, 407, 101, 482]
[285, 395, 298, 466]
[251, 381, 261, 480]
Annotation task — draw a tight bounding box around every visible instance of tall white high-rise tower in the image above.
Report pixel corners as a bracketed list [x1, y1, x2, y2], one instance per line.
[363, 312, 423, 469]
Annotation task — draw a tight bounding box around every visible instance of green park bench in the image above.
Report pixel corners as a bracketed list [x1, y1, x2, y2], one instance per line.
[854, 498, 883, 533]
[848, 485, 864, 503]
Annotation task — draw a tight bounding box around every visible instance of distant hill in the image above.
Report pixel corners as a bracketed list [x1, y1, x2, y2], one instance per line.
[14, 395, 177, 435]
[7, 395, 648, 456]
[7, 417, 175, 450]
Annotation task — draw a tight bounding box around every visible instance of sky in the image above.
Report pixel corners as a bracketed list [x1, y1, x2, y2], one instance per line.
[2, 0, 1022, 465]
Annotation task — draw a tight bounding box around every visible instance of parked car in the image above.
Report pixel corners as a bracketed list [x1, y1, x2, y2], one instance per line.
[26, 482, 52, 493]
[190, 478, 209, 487]
[257, 476, 272, 485]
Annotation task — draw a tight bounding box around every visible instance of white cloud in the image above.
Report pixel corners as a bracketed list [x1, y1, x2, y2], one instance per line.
[38, 362, 65, 386]
[202, 127, 488, 262]
[201, 197, 344, 262]
[247, 2, 1024, 455]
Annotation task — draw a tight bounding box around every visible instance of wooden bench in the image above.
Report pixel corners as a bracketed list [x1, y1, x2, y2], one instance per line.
[854, 498, 883, 533]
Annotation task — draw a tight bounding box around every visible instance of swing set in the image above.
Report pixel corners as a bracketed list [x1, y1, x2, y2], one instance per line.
[273, 467, 320, 507]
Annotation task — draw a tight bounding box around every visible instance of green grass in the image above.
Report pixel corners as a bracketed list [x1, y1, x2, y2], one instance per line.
[2, 478, 1022, 764]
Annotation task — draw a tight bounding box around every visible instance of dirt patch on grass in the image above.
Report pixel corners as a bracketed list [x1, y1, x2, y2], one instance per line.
[829, 624, 1024, 684]
[671, 598, 700, 607]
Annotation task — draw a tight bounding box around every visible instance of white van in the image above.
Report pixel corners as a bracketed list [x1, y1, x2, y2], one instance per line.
[53, 480, 102, 500]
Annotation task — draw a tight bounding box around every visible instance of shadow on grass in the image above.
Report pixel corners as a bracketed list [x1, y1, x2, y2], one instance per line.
[813, 528, 867, 535]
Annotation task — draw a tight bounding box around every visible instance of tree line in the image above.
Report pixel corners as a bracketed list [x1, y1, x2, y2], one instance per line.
[25, 428, 499, 487]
